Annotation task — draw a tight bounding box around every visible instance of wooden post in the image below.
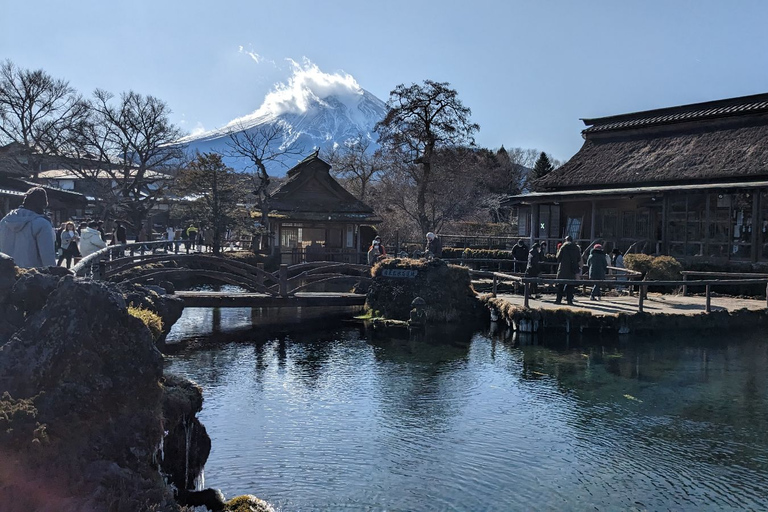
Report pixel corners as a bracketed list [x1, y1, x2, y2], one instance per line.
[492, 274, 498, 296]
[279, 264, 288, 297]
[524, 281, 530, 309]
[765, 282, 768, 309]
[97, 260, 106, 281]
[682, 273, 687, 296]
[705, 284, 711, 313]
[256, 263, 264, 288]
[638, 284, 645, 313]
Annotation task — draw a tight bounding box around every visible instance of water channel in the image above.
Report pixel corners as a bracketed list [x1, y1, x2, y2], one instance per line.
[165, 308, 768, 511]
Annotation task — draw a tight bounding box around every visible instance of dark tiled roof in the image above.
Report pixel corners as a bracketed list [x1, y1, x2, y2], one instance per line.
[582, 92, 768, 134]
[269, 153, 380, 223]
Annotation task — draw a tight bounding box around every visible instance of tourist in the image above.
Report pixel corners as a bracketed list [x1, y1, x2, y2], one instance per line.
[78, 221, 108, 258]
[57, 221, 80, 269]
[425, 232, 442, 259]
[555, 235, 580, 305]
[511, 238, 529, 273]
[187, 225, 199, 252]
[166, 226, 176, 252]
[524, 242, 542, 297]
[587, 243, 608, 300]
[611, 248, 626, 290]
[0, 187, 56, 268]
[374, 235, 387, 256]
[96, 220, 106, 241]
[111, 221, 127, 245]
[368, 239, 383, 265]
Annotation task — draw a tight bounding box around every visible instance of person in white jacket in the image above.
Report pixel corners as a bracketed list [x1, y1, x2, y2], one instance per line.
[0, 187, 55, 268]
[78, 221, 107, 258]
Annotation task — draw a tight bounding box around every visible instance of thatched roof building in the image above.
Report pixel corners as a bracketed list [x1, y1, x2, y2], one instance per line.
[506, 93, 768, 265]
[266, 151, 381, 264]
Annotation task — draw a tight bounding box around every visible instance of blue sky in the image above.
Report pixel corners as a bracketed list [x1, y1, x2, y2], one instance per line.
[2, 0, 768, 162]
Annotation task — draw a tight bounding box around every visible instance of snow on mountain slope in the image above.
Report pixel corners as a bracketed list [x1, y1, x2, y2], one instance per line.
[180, 60, 387, 175]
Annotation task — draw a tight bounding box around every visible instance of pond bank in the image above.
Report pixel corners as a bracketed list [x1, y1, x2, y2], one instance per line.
[482, 292, 768, 334]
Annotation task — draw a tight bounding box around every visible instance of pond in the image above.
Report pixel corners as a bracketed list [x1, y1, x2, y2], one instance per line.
[165, 310, 768, 511]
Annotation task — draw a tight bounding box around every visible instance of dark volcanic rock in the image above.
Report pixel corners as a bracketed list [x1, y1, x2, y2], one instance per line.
[0, 276, 178, 511]
[117, 282, 184, 343]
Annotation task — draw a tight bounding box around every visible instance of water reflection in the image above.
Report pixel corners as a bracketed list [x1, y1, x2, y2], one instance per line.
[165, 318, 768, 511]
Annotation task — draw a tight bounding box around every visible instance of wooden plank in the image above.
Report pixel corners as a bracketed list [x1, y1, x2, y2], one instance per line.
[175, 291, 366, 308]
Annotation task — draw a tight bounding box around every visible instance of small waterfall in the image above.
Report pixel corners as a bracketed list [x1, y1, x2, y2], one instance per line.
[194, 468, 205, 491]
[184, 416, 193, 489]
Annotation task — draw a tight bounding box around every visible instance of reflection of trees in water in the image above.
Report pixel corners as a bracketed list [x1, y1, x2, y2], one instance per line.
[366, 323, 477, 432]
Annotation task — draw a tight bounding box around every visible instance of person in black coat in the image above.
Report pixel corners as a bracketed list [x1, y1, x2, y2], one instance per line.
[511, 238, 529, 272]
[524, 242, 542, 296]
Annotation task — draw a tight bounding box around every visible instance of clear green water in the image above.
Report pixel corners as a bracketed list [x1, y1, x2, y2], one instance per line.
[165, 312, 768, 511]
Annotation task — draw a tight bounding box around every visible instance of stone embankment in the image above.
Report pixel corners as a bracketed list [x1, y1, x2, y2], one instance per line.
[0, 254, 272, 512]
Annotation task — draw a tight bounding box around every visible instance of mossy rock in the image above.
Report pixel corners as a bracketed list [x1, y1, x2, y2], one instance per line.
[225, 494, 275, 512]
[366, 258, 481, 322]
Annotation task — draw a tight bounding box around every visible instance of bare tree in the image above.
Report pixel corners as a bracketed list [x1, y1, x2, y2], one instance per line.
[324, 134, 385, 202]
[174, 153, 249, 255]
[0, 60, 89, 175]
[375, 80, 479, 235]
[224, 123, 304, 251]
[77, 89, 186, 229]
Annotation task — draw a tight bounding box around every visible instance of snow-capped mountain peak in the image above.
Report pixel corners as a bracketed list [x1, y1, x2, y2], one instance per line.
[180, 61, 387, 173]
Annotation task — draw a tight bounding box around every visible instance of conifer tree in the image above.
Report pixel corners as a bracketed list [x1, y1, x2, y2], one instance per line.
[528, 151, 554, 189]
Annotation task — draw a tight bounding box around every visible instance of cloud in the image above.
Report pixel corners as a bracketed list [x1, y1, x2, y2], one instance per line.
[238, 45, 276, 66]
[225, 57, 364, 127]
[190, 122, 206, 137]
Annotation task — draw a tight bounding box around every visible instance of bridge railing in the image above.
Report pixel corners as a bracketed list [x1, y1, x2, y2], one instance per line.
[73, 241, 180, 278]
[482, 269, 768, 314]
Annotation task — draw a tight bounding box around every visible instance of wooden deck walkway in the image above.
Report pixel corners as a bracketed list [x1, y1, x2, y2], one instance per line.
[494, 292, 767, 316]
[174, 291, 366, 308]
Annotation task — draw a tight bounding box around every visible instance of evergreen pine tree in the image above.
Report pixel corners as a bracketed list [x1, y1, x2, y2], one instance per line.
[528, 152, 554, 190]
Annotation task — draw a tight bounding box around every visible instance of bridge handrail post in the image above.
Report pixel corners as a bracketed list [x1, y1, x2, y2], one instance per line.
[705, 284, 711, 313]
[256, 263, 264, 288]
[492, 274, 498, 296]
[97, 260, 106, 281]
[638, 284, 645, 313]
[524, 281, 530, 309]
[279, 264, 288, 297]
[682, 273, 688, 296]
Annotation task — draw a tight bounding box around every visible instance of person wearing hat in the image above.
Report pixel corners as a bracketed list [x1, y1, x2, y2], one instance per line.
[367, 238, 383, 265]
[0, 186, 56, 268]
[587, 243, 608, 300]
[373, 235, 387, 257]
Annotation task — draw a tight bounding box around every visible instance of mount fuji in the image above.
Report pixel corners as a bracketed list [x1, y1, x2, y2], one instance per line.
[179, 64, 388, 175]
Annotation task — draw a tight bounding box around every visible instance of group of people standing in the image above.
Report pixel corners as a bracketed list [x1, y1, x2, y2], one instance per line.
[518, 236, 626, 304]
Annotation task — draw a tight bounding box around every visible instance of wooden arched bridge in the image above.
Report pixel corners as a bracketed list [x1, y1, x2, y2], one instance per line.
[72, 241, 370, 308]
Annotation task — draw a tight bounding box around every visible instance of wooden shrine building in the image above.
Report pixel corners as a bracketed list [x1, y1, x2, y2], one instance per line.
[505, 92, 768, 265]
[266, 152, 381, 264]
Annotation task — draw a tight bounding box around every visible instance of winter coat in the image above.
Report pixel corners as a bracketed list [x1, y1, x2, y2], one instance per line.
[425, 236, 442, 258]
[367, 245, 382, 265]
[556, 241, 581, 279]
[78, 227, 107, 258]
[587, 248, 608, 280]
[511, 242, 528, 262]
[61, 229, 79, 251]
[0, 207, 56, 268]
[524, 247, 542, 277]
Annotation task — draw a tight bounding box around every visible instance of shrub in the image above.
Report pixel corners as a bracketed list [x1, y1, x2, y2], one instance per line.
[128, 306, 164, 341]
[624, 254, 682, 281]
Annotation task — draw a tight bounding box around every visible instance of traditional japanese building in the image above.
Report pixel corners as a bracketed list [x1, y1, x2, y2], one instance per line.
[265, 151, 381, 264]
[0, 143, 88, 225]
[506, 92, 768, 264]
